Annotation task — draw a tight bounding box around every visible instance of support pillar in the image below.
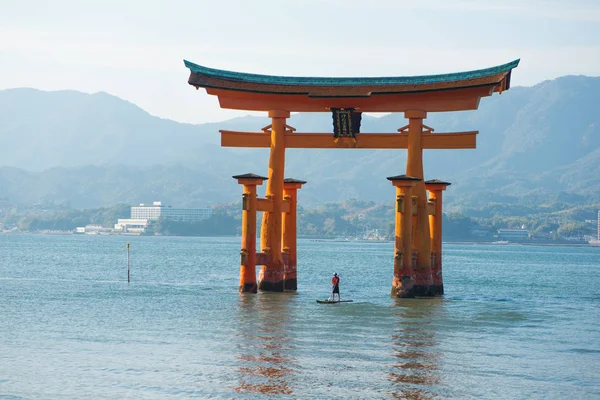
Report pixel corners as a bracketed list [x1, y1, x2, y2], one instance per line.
[387, 175, 421, 298]
[282, 178, 307, 290]
[425, 180, 451, 296]
[259, 110, 290, 292]
[405, 110, 433, 296]
[233, 173, 268, 293]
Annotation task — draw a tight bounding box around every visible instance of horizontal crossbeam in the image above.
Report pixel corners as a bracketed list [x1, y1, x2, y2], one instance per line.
[395, 198, 436, 215]
[255, 251, 289, 266]
[221, 130, 477, 149]
[254, 197, 291, 213]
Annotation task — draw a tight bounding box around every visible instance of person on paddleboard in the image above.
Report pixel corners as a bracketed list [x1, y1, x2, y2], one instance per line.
[331, 273, 341, 302]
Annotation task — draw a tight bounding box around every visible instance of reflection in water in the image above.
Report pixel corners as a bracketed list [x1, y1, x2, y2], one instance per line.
[233, 293, 297, 397]
[389, 299, 444, 400]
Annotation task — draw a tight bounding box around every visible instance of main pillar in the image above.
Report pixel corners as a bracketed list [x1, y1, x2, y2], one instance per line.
[233, 173, 268, 293]
[259, 110, 290, 292]
[425, 180, 451, 296]
[405, 110, 433, 296]
[387, 175, 421, 298]
[282, 178, 306, 290]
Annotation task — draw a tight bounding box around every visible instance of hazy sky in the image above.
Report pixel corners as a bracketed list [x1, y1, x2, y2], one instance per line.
[1, 0, 599, 123]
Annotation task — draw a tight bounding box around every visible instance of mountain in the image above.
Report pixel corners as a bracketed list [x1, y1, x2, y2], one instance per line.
[0, 76, 599, 208]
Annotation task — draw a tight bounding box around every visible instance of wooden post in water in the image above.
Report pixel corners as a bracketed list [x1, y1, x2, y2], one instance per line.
[258, 110, 290, 292]
[233, 173, 268, 293]
[127, 243, 130, 284]
[387, 175, 421, 298]
[405, 111, 434, 296]
[425, 179, 451, 296]
[282, 178, 307, 290]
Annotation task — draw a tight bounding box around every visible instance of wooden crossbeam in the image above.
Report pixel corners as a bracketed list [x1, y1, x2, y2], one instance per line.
[256, 197, 291, 213]
[221, 130, 478, 149]
[256, 252, 268, 266]
[396, 198, 418, 215]
[255, 251, 289, 266]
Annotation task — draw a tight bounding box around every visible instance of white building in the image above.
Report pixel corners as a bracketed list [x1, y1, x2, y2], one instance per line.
[114, 219, 149, 234]
[82, 224, 113, 234]
[131, 201, 212, 222]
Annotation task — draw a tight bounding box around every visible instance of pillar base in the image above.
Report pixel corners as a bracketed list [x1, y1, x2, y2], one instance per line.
[258, 266, 285, 292]
[283, 266, 297, 291]
[411, 285, 434, 297]
[430, 285, 444, 296]
[284, 278, 297, 291]
[239, 282, 258, 293]
[391, 275, 415, 298]
[258, 280, 285, 292]
[432, 270, 444, 296]
[413, 268, 434, 296]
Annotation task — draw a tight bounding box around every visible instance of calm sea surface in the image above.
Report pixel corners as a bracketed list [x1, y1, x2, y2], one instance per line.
[0, 234, 599, 399]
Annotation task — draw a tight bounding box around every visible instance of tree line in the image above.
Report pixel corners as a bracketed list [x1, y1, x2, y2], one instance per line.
[1, 199, 598, 240]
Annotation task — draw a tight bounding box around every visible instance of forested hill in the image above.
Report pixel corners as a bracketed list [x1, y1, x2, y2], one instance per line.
[0, 75, 599, 209]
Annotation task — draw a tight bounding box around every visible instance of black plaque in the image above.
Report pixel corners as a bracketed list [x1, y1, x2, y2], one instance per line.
[332, 108, 361, 139]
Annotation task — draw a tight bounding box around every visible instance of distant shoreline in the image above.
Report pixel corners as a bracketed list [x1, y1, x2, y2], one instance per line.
[443, 241, 594, 247]
[1, 231, 597, 248]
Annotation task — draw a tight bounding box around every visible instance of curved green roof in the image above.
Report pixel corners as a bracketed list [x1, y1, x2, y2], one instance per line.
[184, 59, 520, 87]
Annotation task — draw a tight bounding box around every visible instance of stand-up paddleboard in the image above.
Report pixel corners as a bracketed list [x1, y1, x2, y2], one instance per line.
[316, 299, 354, 304]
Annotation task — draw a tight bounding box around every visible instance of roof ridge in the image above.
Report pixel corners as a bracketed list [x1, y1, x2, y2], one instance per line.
[184, 59, 520, 87]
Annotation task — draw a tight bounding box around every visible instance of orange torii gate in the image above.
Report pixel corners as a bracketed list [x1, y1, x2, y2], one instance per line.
[184, 59, 519, 297]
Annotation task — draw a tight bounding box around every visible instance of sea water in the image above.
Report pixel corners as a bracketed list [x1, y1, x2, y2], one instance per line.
[0, 235, 599, 399]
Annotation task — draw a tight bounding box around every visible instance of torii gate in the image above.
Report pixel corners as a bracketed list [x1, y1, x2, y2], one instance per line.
[184, 59, 519, 298]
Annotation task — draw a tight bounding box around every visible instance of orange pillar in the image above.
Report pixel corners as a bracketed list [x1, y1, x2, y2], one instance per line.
[282, 178, 306, 290]
[425, 180, 451, 296]
[405, 110, 433, 296]
[259, 110, 290, 292]
[233, 173, 268, 293]
[387, 175, 421, 298]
